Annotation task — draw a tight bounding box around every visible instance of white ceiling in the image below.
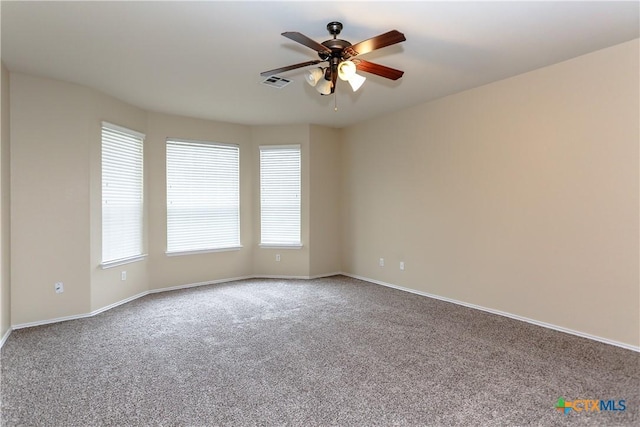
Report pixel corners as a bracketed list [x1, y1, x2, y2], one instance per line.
[2, 1, 638, 128]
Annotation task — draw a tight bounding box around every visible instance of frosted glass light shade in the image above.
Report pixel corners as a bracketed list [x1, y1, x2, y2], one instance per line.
[315, 78, 332, 95]
[347, 73, 366, 92]
[338, 60, 356, 81]
[305, 68, 324, 86]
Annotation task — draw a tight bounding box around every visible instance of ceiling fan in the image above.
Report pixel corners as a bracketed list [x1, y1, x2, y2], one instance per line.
[261, 22, 406, 95]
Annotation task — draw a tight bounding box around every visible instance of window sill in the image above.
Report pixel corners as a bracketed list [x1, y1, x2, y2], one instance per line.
[101, 254, 148, 269]
[166, 246, 243, 257]
[259, 244, 303, 249]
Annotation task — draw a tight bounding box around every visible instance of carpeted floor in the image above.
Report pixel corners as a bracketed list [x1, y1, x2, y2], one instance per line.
[1, 275, 638, 426]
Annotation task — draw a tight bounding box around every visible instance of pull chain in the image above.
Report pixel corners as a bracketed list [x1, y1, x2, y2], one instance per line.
[334, 92, 338, 111]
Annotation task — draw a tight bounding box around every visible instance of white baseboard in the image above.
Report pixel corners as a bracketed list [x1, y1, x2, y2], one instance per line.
[0, 327, 11, 348]
[11, 272, 634, 353]
[8, 273, 335, 332]
[342, 272, 640, 353]
[11, 276, 254, 331]
[255, 272, 342, 280]
[12, 292, 156, 330]
[12, 312, 94, 330]
[89, 291, 150, 316]
[247, 274, 312, 280]
[309, 272, 343, 280]
[147, 275, 254, 294]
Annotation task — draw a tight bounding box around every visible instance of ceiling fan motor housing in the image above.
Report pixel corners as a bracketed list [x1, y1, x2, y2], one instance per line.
[320, 38, 352, 61]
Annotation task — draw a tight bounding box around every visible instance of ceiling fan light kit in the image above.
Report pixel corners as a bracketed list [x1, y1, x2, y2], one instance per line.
[306, 64, 365, 95]
[315, 78, 333, 96]
[337, 60, 367, 92]
[261, 21, 405, 98]
[305, 68, 324, 87]
[337, 60, 357, 80]
[346, 72, 367, 92]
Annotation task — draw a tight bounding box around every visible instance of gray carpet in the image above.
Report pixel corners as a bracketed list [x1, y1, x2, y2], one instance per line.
[1, 275, 638, 426]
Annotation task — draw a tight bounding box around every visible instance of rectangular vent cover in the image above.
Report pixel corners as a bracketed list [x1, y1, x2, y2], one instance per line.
[261, 76, 292, 88]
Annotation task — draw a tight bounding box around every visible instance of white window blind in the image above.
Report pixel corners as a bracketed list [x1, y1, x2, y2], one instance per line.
[260, 145, 301, 246]
[166, 139, 240, 253]
[101, 122, 144, 265]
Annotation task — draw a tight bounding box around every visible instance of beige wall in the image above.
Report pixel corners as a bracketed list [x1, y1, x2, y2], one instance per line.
[251, 125, 311, 277]
[250, 124, 342, 278]
[309, 125, 341, 277]
[1, 63, 10, 338]
[147, 112, 254, 290]
[341, 39, 639, 347]
[10, 74, 152, 323]
[10, 74, 93, 324]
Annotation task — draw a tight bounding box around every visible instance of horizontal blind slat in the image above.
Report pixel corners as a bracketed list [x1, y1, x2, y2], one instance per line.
[101, 124, 144, 263]
[260, 146, 301, 245]
[166, 139, 240, 252]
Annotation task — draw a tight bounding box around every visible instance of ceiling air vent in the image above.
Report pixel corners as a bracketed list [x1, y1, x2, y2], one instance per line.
[261, 75, 292, 89]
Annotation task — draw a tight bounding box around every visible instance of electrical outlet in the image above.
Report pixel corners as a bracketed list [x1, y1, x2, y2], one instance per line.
[379, 258, 384, 267]
[400, 261, 405, 271]
[121, 271, 127, 281]
[54, 282, 64, 294]
[276, 254, 281, 262]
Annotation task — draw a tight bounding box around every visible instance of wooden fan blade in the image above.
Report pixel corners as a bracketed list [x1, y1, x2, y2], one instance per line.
[353, 59, 404, 80]
[260, 60, 324, 77]
[282, 32, 331, 55]
[345, 30, 406, 57]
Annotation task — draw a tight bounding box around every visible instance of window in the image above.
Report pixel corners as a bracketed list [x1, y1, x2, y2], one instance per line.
[166, 139, 240, 254]
[101, 122, 145, 266]
[260, 145, 301, 247]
